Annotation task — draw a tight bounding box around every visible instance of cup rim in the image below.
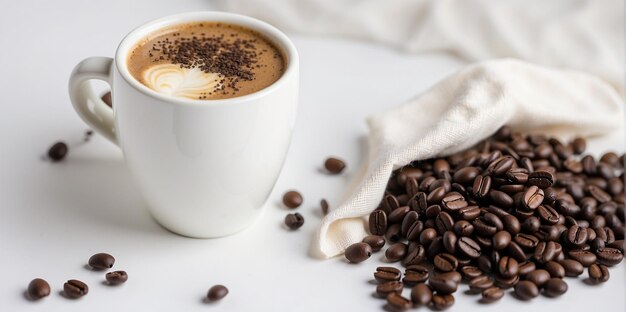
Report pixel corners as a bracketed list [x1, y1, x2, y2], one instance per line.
[114, 11, 298, 106]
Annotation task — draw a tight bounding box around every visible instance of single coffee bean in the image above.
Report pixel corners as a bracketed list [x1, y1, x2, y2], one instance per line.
[432, 294, 455, 310]
[537, 205, 560, 225]
[402, 244, 426, 266]
[376, 281, 403, 297]
[567, 249, 597, 266]
[559, 259, 584, 277]
[518, 261, 536, 276]
[406, 177, 420, 197]
[385, 243, 408, 262]
[453, 167, 480, 184]
[102, 91, 112, 107]
[345, 242, 372, 263]
[374, 267, 401, 283]
[404, 265, 429, 285]
[544, 261, 565, 278]
[497, 256, 519, 278]
[487, 156, 515, 176]
[522, 186, 544, 210]
[435, 211, 455, 234]
[386, 224, 402, 242]
[320, 199, 329, 215]
[27, 278, 50, 300]
[419, 228, 437, 246]
[457, 205, 481, 221]
[481, 287, 504, 303]
[489, 190, 514, 208]
[514, 280, 539, 300]
[525, 269, 550, 287]
[388, 206, 411, 223]
[369, 210, 388, 235]
[469, 275, 494, 293]
[105, 271, 128, 285]
[386, 293, 411, 311]
[492, 231, 511, 250]
[442, 231, 457, 254]
[429, 272, 460, 294]
[284, 213, 304, 229]
[401, 211, 419, 237]
[362, 235, 386, 252]
[502, 215, 521, 235]
[522, 216, 541, 233]
[566, 225, 588, 247]
[607, 240, 624, 253]
[324, 157, 346, 174]
[457, 236, 481, 259]
[411, 283, 433, 306]
[506, 241, 527, 262]
[63, 279, 88, 299]
[588, 263, 610, 283]
[543, 278, 568, 297]
[494, 274, 520, 289]
[596, 247, 624, 266]
[453, 220, 474, 236]
[434, 253, 458, 272]
[282, 190, 303, 208]
[587, 185, 611, 203]
[461, 266, 483, 280]
[207, 285, 228, 301]
[48, 142, 69, 161]
[441, 192, 468, 211]
[383, 194, 401, 213]
[472, 175, 491, 198]
[528, 170, 554, 189]
[515, 233, 539, 249]
[88, 253, 115, 270]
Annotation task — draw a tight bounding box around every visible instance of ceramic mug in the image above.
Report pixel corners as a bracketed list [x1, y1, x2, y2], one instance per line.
[68, 12, 299, 238]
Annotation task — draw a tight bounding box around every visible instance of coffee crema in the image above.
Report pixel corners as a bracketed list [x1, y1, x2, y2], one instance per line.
[127, 22, 285, 100]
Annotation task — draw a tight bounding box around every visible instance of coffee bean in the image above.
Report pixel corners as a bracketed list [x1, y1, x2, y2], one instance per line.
[457, 205, 481, 221]
[383, 194, 401, 213]
[461, 266, 483, 280]
[588, 263, 610, 283]
[544, 261, 565, 278]
[282, 191, 303, 208]
[528, 170, 554, 189]
[515, 233, 539, 249]
[472, 175, 491, 198]
[533, 241, 557, 264]
[376, 281, 403, 297]
[401, 211, 419, 236]
[404, 265, 429, 285]
[587, 185, 611, 203]
[543, 278, 568, 297]
[453, 220, 474, 236]
[105, 271, 128, 285]
[63, 279, 88, 299]
[432, 294, 455, 310]
[481, 287, 504, 303]
[525, 269, 550, 287]
[596, 247, 624, 266]
[88, 253, 115, 270]
[537, 205, 560, 225]
[369, 210, 388, 235]
[566, 225, 588, 247]
[497, 256, 519, 278]
[320, 199, 329, 215]
[492, 231, 511, 250]
[402, 244, 426, 267]
[362, 235, 386, 252]
[48, 141, 68, 161]
[410, 283, 432, 306]
[469, 275, 494, 293]
[600, 152, 620, 166]
[284, 213, 304, 229]
[207, 285, 228, 301]
[388, 206, 410, 223]
[442, 231, 457, 253]
[453, 167, 480, 184]
[102, 91, 112, 107]
[457, 237, 481, 259]
[441, 192, 467, 211]
[405, 178, 419, 197]
[514, 280, 539, 300]
[559, 259, 584, 277]
[568, 249, 597, 266]
[489, 190, 514, 208]
[27, 278, 50, 300]
[522, 186, 544, 210]
[434, 253, 458, 272]
[435, 211, 454, 234]
[518, 261, 536, 276]
[345, 242, 372, 263]
[488, 156, 515, 176]
[495, 274, 520, 289]
[386, 293, 411, 311]
[419, 228, 437, 246]
[506, 168, 529, 184]
[429, 272, 460, 294]
[385, 243, 407, 262]
[324, 157, 346, 174]
[374, 267, 401, 283]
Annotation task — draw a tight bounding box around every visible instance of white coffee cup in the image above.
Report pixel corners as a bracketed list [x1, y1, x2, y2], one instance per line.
[68, 12, 299, 238]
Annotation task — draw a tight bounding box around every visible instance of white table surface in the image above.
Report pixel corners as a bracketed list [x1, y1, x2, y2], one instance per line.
[0, 1, 624, 311]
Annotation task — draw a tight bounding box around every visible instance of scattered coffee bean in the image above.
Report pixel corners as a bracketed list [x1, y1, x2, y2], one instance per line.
[428, 272, 459, 294]
[369, 210, 388, 235]
[385, 243, 407, 262]
[469, 275, 494, 293]
[433, 253, 458, 272]
[411, 283, 433, 306]
[403, 265, 429, 285]
[63, 279, 88, 299]
[514, 280, 539, 300]
[544, 261, 565, 278]
[362, 235, 386, 252]
[105, 271, 128, 285]
[596, 247, 624, 266]
[284, 213, 304, 230]
[376, 281, 403, 298]
[432, 294, 455, 310]
[320, 199, 329, 215]
[324, 157, 346, 174]
[88, 252, 115, 270]
[525, 269, 550, 287]
[282, 191, 303, 208]
[386, 293, 411, 311]
[207, 285, 228, 301]
[559, 259, 584, 277]
[48, 141, 68, 162]
[481, 287, 504, 303]
[588, 263, 610, 283]
[543, 278, 568, 297]
[345, 242, 372, 263]
[374, 267, 401, 283]
[26, 278, 50, 300]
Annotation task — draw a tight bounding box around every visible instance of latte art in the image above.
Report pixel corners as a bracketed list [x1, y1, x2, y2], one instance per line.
[143, 64, 220, 100]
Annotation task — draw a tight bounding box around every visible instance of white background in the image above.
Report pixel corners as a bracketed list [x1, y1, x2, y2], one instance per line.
[0, 1, 623, 311]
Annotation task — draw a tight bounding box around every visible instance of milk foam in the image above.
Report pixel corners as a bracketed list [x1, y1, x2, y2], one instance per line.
[142, 64, 220, 99]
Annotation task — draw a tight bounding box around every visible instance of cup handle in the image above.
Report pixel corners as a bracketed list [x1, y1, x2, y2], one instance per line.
[68, 57, 117, 145]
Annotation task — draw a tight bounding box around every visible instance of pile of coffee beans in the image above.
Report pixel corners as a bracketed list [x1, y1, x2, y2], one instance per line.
[345, 126, 624, 310]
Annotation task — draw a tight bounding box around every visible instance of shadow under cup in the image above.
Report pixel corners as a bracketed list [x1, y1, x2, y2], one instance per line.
[112, 12, 299, 238]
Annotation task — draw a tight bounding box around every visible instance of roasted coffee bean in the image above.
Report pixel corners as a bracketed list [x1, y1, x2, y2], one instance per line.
[429, 179, 451, 193]
[105, 271, 128, 285]
[525, 269, 550, 287]
[376, 281, 403, 297]
[320, 199, 329, 215]
[502, 215, 521, 235]
[453, 220, 474, 236]
[461, 266, 483, 280]
[427, 187, 448, 205]
[401, 211, 419, 236]
[597, 163, 616, 180]
[429, 272, 460, 294]
[404, 265, 429, 285]
[594, 226, 616, 244]
[522, 186, 544, 210]
[528, 170, 554, 189]
[570, 137, 586, 154]
[522, 216, 540, 233]
[102, 91, 112, 107]
[566, 225, 588, 247]
[515, 233, 539, 249]
[457, 237, 481, 259]
[607, 240, 624, 253]
[206, 285, 228, 301]
[402, 244, 426, 266]
[284, 213, 304, 229]
[481, 287, 504, 303]
[386, 224, 402, 243]
[442, 231, 457, 253]
[536, 205, 560, 225]
[431, 294, 455, 310]
[88, 253, 115, 270]
[63, 279, 88, 299]
[411, 283, 433, 306]
[419, 228, 437, 246]
[514, 280, 539, 300]
[383, 194, 401, 213]
[544, 261, 565, 278]
[453, 167, 480, 184]
[363, 235, 386, 252]
[588, 263, 610, 283]
[374, 267, 401, 283]
[494, 274, 520, 289]
[596, 247, 624, 266]
[457, 205, 481, 221]
[282, 191, 303, 208]
[386, 293, 412, 311]
[567, 249, 597, 267]
[559, 259, 584, 277]
[472, 175, 491, 198]
[388, 206, 410, 223]
[427, 237, 444, 260]
[345, 242, 372, 263]
[478, 255, 492, 272]
[369, 210, 388, 235]
[441, 192, 467, 211]
[324, 157, 346, 174]
[435, 211, 454, 234]
[434, 253, 458, 272]
[27, 278, 50, 300]
[48, 141, 68, 161]
[536, 225, 560, 242]
[497, 256, 519, 278]
[543, 278, 568, 297]
[386, 243, 408, 262]
[533, 241, 557, 264]
[518, 261, 536, 276]
[487, 156, 515, 176]
[490, 190, 514, 208]
[492, 231, 511, 250]
[587, 185, 611, 203]
[469, 275, 494, 293]
[473, 218, 497, 237]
